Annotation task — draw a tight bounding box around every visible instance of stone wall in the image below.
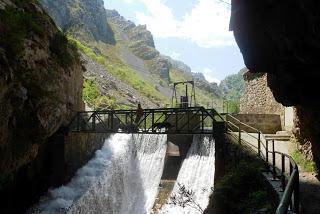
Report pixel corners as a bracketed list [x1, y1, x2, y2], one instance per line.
[227, 114, 282, 134]
[240, 72, 285, 129]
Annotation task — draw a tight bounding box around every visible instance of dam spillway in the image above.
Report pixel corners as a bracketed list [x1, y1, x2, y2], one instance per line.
[29, 134, 215, 214]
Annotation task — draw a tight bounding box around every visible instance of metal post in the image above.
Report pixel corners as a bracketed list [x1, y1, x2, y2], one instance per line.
[258, 132, 261, 157]
[266, 140, 269, 162]
[293, 168, 300, 214]
[175, 109, 178, 132]
[187, 111, 190, 132]
[272, 139, 276, 179]
[238, 123, 241, 144]
[201, 111, 204, 133]
[281, 154, 286, 191]
[289, 163, 293, 210]
[92, 112, 96, 131]
[110, 111, 114, 130]
[151, 110, 155, 132]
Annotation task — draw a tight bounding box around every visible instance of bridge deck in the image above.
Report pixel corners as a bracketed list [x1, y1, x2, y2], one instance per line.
[68, 107, 224, 134]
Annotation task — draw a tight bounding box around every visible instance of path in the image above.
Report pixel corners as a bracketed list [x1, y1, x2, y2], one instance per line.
[232, 132, 320, 214]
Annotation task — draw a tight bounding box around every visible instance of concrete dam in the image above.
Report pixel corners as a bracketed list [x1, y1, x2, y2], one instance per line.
[28, 133, 215, 214]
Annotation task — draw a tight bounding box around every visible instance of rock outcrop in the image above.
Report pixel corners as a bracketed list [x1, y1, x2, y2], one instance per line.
[230, 0, 320, 167]
[41, 0, 115, 44]
[0, 0, 84, 179]
[0, 0, 89, 212]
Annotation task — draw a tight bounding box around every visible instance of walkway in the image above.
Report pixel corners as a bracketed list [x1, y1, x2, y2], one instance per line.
[231, 132, 320, 214]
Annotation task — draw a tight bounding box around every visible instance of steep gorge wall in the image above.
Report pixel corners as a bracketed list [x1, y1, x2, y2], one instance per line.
[0, 1, 106, 213]
[230, 0, 320, 167]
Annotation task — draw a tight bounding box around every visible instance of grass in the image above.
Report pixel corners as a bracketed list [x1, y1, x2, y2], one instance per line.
[292, 150, 317, 173]
[69, 37, 168, 105]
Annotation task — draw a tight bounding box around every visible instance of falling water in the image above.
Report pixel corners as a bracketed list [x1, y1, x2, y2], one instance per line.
[29, 134, 167, 214]
[160, 135, 215, 214]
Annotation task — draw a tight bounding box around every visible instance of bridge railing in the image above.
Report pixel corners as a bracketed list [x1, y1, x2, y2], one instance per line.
[69, 107, 219, 134]
[225, 114, 299, 214]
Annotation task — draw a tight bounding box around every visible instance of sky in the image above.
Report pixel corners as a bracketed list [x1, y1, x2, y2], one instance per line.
[104, 0, 245, 83]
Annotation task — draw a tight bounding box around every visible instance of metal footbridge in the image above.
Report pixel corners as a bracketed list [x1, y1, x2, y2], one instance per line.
[68, 107, 224, 134]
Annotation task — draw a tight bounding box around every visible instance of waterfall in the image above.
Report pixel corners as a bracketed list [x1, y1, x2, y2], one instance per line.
[29, 134, 167, 214]
[160, 135, 215, 214]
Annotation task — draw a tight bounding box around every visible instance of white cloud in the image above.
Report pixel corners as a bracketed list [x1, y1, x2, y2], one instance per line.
[134, 0, 235, 48]
[201, 67, 221, 84]
[124, 0, 134, 3]
[169, 51, 181, 60]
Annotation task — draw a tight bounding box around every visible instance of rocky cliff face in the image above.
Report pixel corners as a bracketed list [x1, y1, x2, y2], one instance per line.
[0, 0, 84, 211]
[230, 0, 320, 167]
[106, 9, 169, 80]
[41, 0, 115, 44]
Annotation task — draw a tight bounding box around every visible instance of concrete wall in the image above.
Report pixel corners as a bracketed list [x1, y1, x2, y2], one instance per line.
[228, 114, 282, 134]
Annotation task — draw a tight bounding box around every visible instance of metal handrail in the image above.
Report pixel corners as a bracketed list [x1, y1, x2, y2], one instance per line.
[224, 114, 300, 214]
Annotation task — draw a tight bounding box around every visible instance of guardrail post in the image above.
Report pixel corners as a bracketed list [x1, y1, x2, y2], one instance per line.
[281, 154, 286, 191]
[294, 168, 300, 214]
[92, 112, 96, 131]
[272, 139, 276, 180]
[110, 111, 114, 130]
[289, 163, 293, 210]
[151, 110, 155, 132]
[258, 132, 261, 157]
[266, 140, 269, 163]
[238, 123, 241, 144]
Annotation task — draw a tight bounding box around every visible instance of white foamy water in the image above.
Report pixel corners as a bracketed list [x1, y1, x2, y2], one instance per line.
[160, 135, 215, 214]
[29, 134, 167, 214]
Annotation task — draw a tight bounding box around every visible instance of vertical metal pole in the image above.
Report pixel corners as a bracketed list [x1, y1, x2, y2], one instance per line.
[201, 111, 204, 133]
[281, 154, 285, 191]
[144, 113, 147, 132]
[187, 111, 190, 132]
[266, 140, 269, 162]
[175, 109, 178, 132]
[151, 110, 155, 132]
[272, 139, 276, 179]
[238, 123, 241, 144]
[111, 111, 114, 130]
[92, 113, 96, 131]
[294, 168, 300, 214]
[289, 163, 293, 210]
[258, 132, 261, 157]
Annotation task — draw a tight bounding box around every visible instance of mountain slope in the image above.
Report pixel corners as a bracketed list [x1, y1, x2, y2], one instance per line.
[219, 68, 247, 102]
[41, 0, 222, 109]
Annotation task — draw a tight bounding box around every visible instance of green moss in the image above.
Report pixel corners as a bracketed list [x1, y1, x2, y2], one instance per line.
[292, 150, 317, 173]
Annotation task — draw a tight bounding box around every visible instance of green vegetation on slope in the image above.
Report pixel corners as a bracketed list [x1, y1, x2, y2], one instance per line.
[69, 37, 169, 106]
[292, 150, 317, 173]
[219, 68, 246, 102]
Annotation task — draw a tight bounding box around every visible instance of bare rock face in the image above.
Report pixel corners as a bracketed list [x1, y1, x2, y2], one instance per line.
[230, 0, 320, 167]
[41, 0, 115, 44]
[0, 0, 84, 180]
